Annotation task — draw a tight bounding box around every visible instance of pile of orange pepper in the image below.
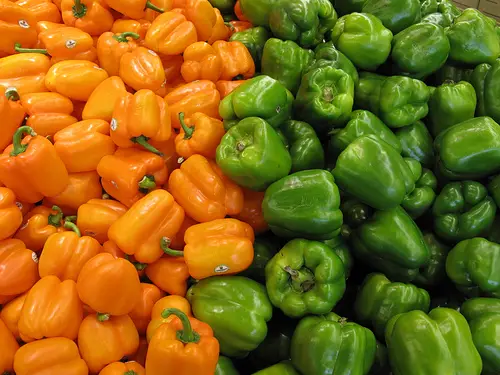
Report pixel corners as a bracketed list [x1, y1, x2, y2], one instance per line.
[0, 0, 259, 373]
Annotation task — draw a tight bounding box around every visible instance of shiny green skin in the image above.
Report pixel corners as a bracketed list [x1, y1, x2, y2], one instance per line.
[485, 60, 500, 124]
[434, 116, 500, 180]
[313, 41, 359, 85]
[216, 117, 291, 191]
[349, 206, 431, 282]
[461, 298, 500, 375]
[333, 135, 416, 210]
[279, 120, 324, 173]
[322, 235, 353, 279]
[265, 239, 346, 318]
[446, 9, 500, 66]
[268, 0, 338, 48]
[239, 0, 278, 26]
[261, 39, 314, 95]
[329, 110, 401, 161]
[385, 308, 483, 375]
[446, 238, 500, 298]
[252, 362, 299, 375]
[219, 76, 293, 129]
[402, 166, 437, 219]
[186, 276, 273, 358]
[420, 0, 437, 17]
[241, 236, 280, 284]
[216, 357, 240, 375]
[470, 63, 492, 117]
[208, 0, 235, 13]
[433, 64, 473, 85]
[341, 198, 373, 230]
[362, 0, 421, 34]
[421, 12, 448, 27]
[489, 174, 500, 209]
[414, 232, 450, 287]
[331, 13, 393, 71]
[333, 0, 366, 15]
[438, 0, 461, 26]
[262, 170, 343, 240]
[391, 23, 449, 78]
[395, 121, 435, 168]
[354, 72, 386, 112]
[354, 273, 430, 338]
[229, 27, 269, 71]
[291, 312, 376, 375]
[428, 80, 477, 137]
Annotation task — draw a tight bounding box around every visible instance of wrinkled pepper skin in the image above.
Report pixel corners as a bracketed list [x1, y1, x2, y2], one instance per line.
[265, 239, 346, 318]
[485, 59, 500, 124]
[402, 166, 437, 219]
[239, 0, 278, 26]
[395, 121, 435, 168]
[385, 308, 482, 375]
[252, 362, 299, 375]
[186, 276, 273, 357]
[446, 238, 500, 298]
[263, 170, 343, 240]
[421, 12, 449, 27]
[439, 0, 462, 25]
[354, 273, 430, 338]
[421, 0, 438, 17]
[362, 0, 421, 34]
[322, 235, 354, 280]
[312, 41, 359, 85]
[229, 27, 269, 71]
[291, 312, 376, 375]
[216, 356, 240, 375]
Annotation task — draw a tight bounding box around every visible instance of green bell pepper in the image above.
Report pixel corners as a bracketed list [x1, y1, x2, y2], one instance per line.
[470, 63, 492, 117]
[489, 174, 500, 209]
[461, 297, 500, 375]
[438, 0, 461, 26]
[322, 235, 354, 279]
[428, 80, 477, 137]
[229, 27, 269, 71]
[186, 276, 273, 357]
[446, 8, 500, 65]
[485, 59, 500, 124]
[239, 0, 278, 26]
[354, 273, 430, 338]
[420, 0, 438, 17]
[331, 12, 393, 71]
[313, 41, 359, 85]
[446, 238, 500, 298]
[241, 235, 280, 284]
[216, 357, 240, 375]
[391, 22, 450, 78]
[333, 0, 366, 15]
[395, 121, 435, 168]
[333, 135, 417, 210]
[432, 64, 474, 85]
[354, 72, 386, 113]
[291, 312, 376, 375]
[262, 169, 343, 240]
[369, 341, 390, 375]
[252, 362, 299, 375]
[216, 117, 292, 191]
[208, 0, 235, 14]
[421, 12, 449, 27]
[414, 232, 450, 287]
[279, 120, 324, 173]
[402, 165, 437, 219]
[385, 308, 482, 375]
[294, 66, 354, 134]
[362, 0, 421, 34]
[488, 216, 500, 244]
[219, 75, 293, 129]
[268, 0, 338, 48]
[341, 198, 373, 230]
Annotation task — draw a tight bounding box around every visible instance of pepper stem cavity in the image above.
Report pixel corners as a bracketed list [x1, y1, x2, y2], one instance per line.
[160, 237, 184, 257]
[179, 112, 194, 139]
[64, 220, 82, 237]
[138, 175, 156, 191]
[113, 32, 141, 43]
[145, 1, 164, 13]
[323, 87, 334, 102]
[132, 135, 163, 156]
[284, 266, 316, 293]
[4, 87, 20, 101]
[14, 43, 49, 55]
[161, 308, 200, 344]
[97, 313, 110, 322]
[48, 206, 64, 227]
[10, 126, 36, 156]
[72, 0, 87, 18]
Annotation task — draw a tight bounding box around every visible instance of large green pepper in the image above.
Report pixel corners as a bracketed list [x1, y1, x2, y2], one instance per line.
[438, 0, 461, 26]
[395, 121, 435, 168]
[331, 13, 393, 71]
[414, 232, 450, 287]
[402, 165, 437, 219]
[216, 117, 291, 191]
[239, 0, 278, 26]
[485, 59, 500, 124]
[420, 0, 438, 17]
[354, 273, 430, 338]
[461, 298, 500, 375]
[385, 308, 482, 375]
[229, 27, 269, 71]
[294, 66, 354, 134]
[262, 170, 343, 240]
[216, 357, 240, 375]
[470, 63, 492, 117]
[219, 76, 293, 129]
[446, 9, 500, 65]
[333, 135, 416, 210]
[268, 0, 337, 48]
[313, 41, 359, 85]
[186, 276, 273, 357]
[252, 362, 299, 375]
[362, 0, 421, 34]
[208, 0, 235, 14]
[428, 80, 477, 136]
[241, 235, 280, 284]
[421, 12, 448, 27]
[432, 181, 497, 244]
[391, 22, 449, 78]
[322, 235, 354, 279]
[291, 312, 376, 375]
[446, 238, 500, 298]
[333, 0, 366, 15]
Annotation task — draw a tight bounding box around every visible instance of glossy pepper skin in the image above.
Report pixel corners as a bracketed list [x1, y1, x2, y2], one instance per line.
[280, 120, 324, 172]
[61, 0, 114, 36]
[484, 59, 500, 124]
[0, 0, 38, 55]
[181, 42, 222, 83]
[323, 236, 354, 280]
[15, 206, 65, 252]
[187, 276, 273, 357]
[395, 120, 435, 168]
[0, 54, 51, 96]
[362, 0, 421, 34]
[100, 361, 146, 375]
[1, 292, 27, 341]
[145, 256, 190, 296]
[0, 239, 39, 297]
[470, 63, 492, 114]
[313, 41, 359, 85]
[239, 0, 278, 26]
[76, 199, 127, 244]
[213, 40, 255, 81]
[145, 12, 197, 56]
[0, 317, 18, 374]
[129, 283, 164, 335]
[402, 166, 437, 219]
[354, 273, 430, 338]
[216, 356, 239, 375]
[385, 308, 482, 375]
[229, 26, 269, 71]
[119, 47, 166, 92]
[146, 295, 192, 342]
[263, 170, 343, 240]
[0, 88, 26, 152]
[291, 312, 376, 375]
[0, 187, 22, 241]
[97, 31, 139, 77]
[82, 76, 128, 122]
[33, 26, 94, 60]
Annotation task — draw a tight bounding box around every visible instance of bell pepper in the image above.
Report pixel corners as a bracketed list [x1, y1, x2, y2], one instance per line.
[433, 63, 473, 85]
[232, 189, 268, 234]
[0, 88, 25, 152]
[229, 26, 269, 71]
[145, 12, 197, 55]
[395, 120, 434, 168]
[119, 46, 166, 92]
[0, 53, 50, 95]
[18, 275, 83, 342]
[385, 308, 482, 375]
[104, 0, 166, 19]
[16, 0, 61, 23]
[100, 361, 146, 375]
[145, 255, 190, 294]
[323, 235, 353, 280]
[252, 362, 299, 375]
[401, 166, 437, 219]
[216, 117, 292, 191]
[240, 235, 279, 284]
[261, 39, 314, 95]
[435, 117, 500, 179]
[146, 295, 192, 342]
[111, 19, 151, 43]
[438, 0, 462, 25]
[0, 126, 69, 204]
[77, 314, 140, 374]
[0, 317, 18, 374]
[216, 356, 239, 375]
[421, 11, 449, 27]
[413, 232, 449, 287]
[143, 0, 172, 21]
[208, 0, 234, 13]
[263, 170, 342, 239]
[96, 31, 140, 77]
[0, 239, 39, 298]
[14, 206, 65, 251]
[485, 60, 500, 124]
[291, 312, 376, 375]
[313, 41, 359, 85]
[391, 22, 450, 78]
[61, 0, 113, 35]
[129, 283, 164, 335]
[446, 9, 500, 65]
[212, 40, 255, 81]
[187, 276, 273, 357]
[420, 0, 438, 16]
[228, 20, 250, 33]
[131, 338, 148, 368]
[238, 0, 278, 26]
[108, 189, 185, 264]
[180, 42, 222, 83]
[102, 240, 148, 278]
[362, 0, 421, 34]
[0, 0, 38, 55]
[0, 187, 22, 241]
[13, 337, 89, 375]
[169, 215, 198, 250]
[0, 291, 27, 340]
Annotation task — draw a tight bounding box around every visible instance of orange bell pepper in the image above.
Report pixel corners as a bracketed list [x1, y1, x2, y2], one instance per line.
[36, 19, 64, 32]
[101, 240, 148, 277]
[145, 255, 189, 295]
[161, 54, 183, 81]
[111, 19, 151, 43]
[54, 119, 116, 172]
[82, 76, 127, 122]
[229, 20, 252, 33]
[16, 0, 60, 23]
[207, 8, 230, 44]
[233, 188, 269, 234]
[129, 283, 164, 335]
[104, 0, 166, 19]
[0, 87, 25, 152]
[0, 317, 19, 374]
[144, 0, 172, 21]
[145, 308, 219, 375]
[131, 338, 148, 367]
[146, 294, 191, 342]
[0, 0, 38, 55]
[16, 200, 34, 216]
[21, 92, 77, 137]
[0, 127, 69, 204]
[169, 214, 197, 250]
[119, 46, 165, 92]
[234, 0, 247, 21]
[175, 112, 224, 159]
[0, 53, 50, 95]
[0, 187, 23, 241]
[100, 361, 146, 375]
[61, 0, 114, 36]
[48, 46, 98, 64]
[18, 275, 83, 342]
[207, 157, 244, 213]
[213, 40, 255, 80]
[0, 292, 27, 340]
[97, 31, 139, 76]
[77, 198, 127, 243]
[13, 337, 89, 375]
[184, 0, 216, 42]
[180, 42, 222, 83]
[216, 79, 246, 99]
[164, 80, 220, 128]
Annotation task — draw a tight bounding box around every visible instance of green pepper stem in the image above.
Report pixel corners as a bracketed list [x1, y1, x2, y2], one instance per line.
[14, 43, 49, 55]
[179, 112, 194, 139]
[64, 221, 82, 237]
[113, 32, 141, 43]
[161, 237, 184, 257]
[72, 0, 87, 18]
[124, 371, 138, 375]
[284, 266, 315, 293]
[47, 206, 63, 227]
[134, 262, 147, 271]
[145, 1, 164, 13]
[138, 175, 156, 190]
[4, 87, 20, 101]
[10, 126, 36, 156]
[65, 215, 77, 223]
[161, 308, 200, 343]
[132, 135, 163, 156]
[102, 193, 110, 199]
[97, 313, 110, 322]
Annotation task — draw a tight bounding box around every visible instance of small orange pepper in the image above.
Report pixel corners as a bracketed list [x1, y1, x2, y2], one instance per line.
[144, 0, 172, 21]
[77, 199, 127, 243]
[102, 240, 148, 278]
[119, 46, 166, 92]
[82, 76, 127, 122]
[229, 20, 252, 34]
[0, 87, 25, 154]
[180, 42, 222, 83]
[0, 53, 50, 95]
[0, 0, 38, 55]
[0, 187, 23, 241]
[61, 0, 114, 36]
[0, 315, 19, 374]
[16, 0, 61, 23]
[0, 239, 39, 297]
[185, 0, 216, 42]
[233, 189, 269, 234]
[97, 31, 139, 76]
[129, 283, 164, 335]
[145, 11, 197, 55]
[234, 0, 248, 21]
[104, 0, 167, 20]
[169, 214, 197, 250]
[0, 292, 28, 340]
[216, 79, 246, 99]
[99, 361, 146, 375]
[111, 18, 151, 43]
[146, 295, 192, 342]
[207, 8, 231, 44]
[145, 256, 189, 296]
[213, 40, 255, 80]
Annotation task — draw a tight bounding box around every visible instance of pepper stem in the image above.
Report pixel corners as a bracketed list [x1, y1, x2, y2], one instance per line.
[145, 1, 164, 13]
[134, 262, 147, 271]
[10, 126, 36, 156]
[65, 215, 77, 222]
[161, 308, 200, 343]
[132, 135, 163, 156]
[14, 43, 49, 55]
[179, 112, 194, 139]
[72, 0, 87, 18]
[138, 175, 156, 191]
[284, 266, 315, 293]
[113, 32, 141, 43]
[124, 371, 138, 375]
[4, 87, 20, 101]
[97, 313, 110, 322]
[160, 237, 184, 257]
[64, 221, 82, 237]
[47, 206, 63, 227]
